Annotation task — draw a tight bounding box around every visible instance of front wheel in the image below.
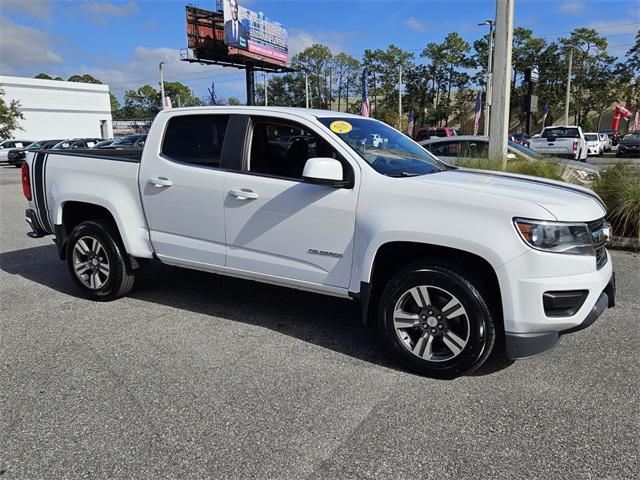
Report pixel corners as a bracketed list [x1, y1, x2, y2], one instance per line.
[66, 220, 135, 301]
[378, 264, 495, 378]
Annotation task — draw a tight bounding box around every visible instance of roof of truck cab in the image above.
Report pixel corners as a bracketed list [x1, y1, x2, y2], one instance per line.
[159, 106, 365, 120]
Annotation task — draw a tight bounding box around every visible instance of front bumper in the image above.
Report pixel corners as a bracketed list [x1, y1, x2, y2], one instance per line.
[505, 272, 615, 359]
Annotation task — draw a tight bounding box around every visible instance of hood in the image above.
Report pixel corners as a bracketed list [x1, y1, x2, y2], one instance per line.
[404, 168, 606, 221]
[619, 139, 640, 146]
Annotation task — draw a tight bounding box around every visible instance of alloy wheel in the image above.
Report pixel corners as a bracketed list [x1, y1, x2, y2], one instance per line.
[393, 285, 472, 362]
[72, 236, 110, 290]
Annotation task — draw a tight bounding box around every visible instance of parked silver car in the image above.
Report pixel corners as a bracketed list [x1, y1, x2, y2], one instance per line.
[419, 135, 600, 185]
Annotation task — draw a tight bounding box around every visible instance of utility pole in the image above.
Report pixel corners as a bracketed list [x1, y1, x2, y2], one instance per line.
[488, 0, 514, 167]
[564, 48, 573, 125]
[304, 73, 309, 108]
[264, 72, 268, 106]
[398, 67, 403, 130]
[159, 62, 166, 109]
[479, 19, 495, 136]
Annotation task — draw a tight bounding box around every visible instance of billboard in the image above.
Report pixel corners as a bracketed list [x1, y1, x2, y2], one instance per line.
[222, 0, 288, 64]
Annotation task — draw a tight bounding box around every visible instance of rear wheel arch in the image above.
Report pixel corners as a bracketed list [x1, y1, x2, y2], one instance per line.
[59, 202, 129, 263]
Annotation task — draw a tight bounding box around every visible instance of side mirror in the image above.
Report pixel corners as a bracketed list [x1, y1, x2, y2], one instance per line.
[302, 157, 344, 187]
[506, 152, 517, 160]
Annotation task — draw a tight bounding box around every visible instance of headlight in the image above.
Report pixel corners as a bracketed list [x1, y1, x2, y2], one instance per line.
[514, 218, 595, 255]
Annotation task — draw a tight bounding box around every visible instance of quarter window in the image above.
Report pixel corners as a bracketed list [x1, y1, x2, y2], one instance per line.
[162, 114, 229, 167]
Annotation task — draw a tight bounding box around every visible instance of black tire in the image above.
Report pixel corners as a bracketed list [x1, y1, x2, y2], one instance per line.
[378, 264, 495, 378]
[66, 220, 135, 301]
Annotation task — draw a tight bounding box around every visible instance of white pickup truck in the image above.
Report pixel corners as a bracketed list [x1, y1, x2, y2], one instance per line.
[22, 106, 615, 378]
[530, 125, 588, 161]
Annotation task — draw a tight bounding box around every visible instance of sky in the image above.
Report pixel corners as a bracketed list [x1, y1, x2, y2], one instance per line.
[1, 0, 638, 102]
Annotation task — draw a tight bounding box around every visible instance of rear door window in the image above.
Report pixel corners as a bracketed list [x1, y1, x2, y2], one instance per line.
[162, 114, 229, 167]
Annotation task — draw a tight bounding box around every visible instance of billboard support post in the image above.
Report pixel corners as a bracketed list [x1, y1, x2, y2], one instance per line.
[246, 66, 255, 106]
[264, 72, 268, 106]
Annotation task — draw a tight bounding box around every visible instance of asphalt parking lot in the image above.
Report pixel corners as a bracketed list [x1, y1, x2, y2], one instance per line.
[1, 164, 638, 479]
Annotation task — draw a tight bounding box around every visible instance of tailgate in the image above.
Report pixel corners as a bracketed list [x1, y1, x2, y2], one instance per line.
[530, 138, 573, 153]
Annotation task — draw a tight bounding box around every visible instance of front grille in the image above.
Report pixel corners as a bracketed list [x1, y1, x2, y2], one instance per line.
[588, 218, 609, 270]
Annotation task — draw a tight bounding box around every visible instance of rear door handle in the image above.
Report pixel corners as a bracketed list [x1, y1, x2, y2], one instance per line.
[148, 177, 173, 187]
[229, 188, 259, 200]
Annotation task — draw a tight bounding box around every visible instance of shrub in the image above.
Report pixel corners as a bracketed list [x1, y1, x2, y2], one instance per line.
[591, 164, 640, 239]
[454, 157, 566, 181]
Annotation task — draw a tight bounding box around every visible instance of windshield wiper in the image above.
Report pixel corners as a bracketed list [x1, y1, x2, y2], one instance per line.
[386, 171, 423, 177]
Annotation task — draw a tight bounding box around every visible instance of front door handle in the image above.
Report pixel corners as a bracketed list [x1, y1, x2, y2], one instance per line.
[229, 188, 259, 200]
[148, 177, 173, 187]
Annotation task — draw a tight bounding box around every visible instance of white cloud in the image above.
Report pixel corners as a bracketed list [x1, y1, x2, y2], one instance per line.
[75, 1, 140, 25]
[0, 16, 63, 73]
[587, 20, 640, 58]
[405, 17, 427, 32]
[556, 2, 584, 14]
[287, 30, 348, 56]
[77, 46, 241, 98]
[1, 0, 53, 21]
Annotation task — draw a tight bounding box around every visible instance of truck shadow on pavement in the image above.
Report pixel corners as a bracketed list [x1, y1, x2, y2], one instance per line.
[0, 244, 512, 377]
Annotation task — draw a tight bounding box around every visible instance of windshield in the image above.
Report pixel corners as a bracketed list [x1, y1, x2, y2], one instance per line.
[318, 117, 444, 177]
[508, 140, 538, 158]
[585, 134, 598, 141]
[53, 141, 71, 149]
[542, 127, 580, 139]
[28, 142, 45, 149]
[622, 133, 640, 141]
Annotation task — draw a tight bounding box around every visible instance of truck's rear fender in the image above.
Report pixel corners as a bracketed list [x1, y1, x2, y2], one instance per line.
[53, 194, 153, 261]
[39, 152, 152, 260]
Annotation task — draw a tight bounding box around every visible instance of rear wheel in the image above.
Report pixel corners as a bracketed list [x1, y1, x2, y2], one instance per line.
[378, 264, 495, 378]
[66, 220, 134, 301]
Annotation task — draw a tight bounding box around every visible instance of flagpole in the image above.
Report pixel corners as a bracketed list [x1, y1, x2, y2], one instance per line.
[398, 67, 402, 130]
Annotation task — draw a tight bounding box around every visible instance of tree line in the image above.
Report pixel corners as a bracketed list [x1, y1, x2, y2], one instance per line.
[260, 27, 639, 133]
[25, 27, 640, 133]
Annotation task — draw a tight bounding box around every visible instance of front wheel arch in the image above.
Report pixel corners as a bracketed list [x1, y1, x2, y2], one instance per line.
[361, 242, 503, 338]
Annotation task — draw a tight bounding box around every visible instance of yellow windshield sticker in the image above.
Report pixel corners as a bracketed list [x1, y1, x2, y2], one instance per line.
[329, 120, 353, 134]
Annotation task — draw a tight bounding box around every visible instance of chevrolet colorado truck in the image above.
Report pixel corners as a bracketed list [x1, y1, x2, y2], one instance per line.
[22, 107, 615, 378]
[530, 125, 588, 161]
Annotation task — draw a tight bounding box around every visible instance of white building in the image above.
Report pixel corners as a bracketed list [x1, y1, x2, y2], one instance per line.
[0, 75, 113, 140]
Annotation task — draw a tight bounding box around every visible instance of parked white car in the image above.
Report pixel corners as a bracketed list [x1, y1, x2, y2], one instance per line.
[21, 107, 615, 378]
[529, 126, 588, 161]
[0, 139, 33, 162]
[598, 133, 612, 152]
[584, 132, 603, 156]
